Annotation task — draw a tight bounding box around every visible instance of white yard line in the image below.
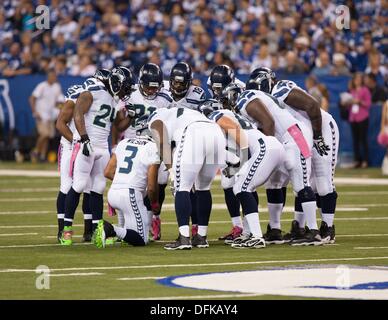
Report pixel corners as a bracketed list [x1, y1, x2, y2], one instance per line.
[0, 243, 91, 249]
[117, 276, 165, 281]
[354, 247, 388, 250]
[0, 233, 38, 237]
[1, 256, 388, 273]
[0, 224, 84, 229]
[114, 293, 263, 300]
[2, 169, 388, 185]
[49, 272, 104, 277]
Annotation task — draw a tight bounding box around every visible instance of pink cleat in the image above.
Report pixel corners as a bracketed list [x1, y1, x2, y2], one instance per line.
[219, 226, 243, 244]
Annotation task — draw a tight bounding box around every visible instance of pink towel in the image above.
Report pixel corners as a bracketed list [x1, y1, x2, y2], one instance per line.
[378, 132, 388, 147]
[287, 124, 312, 159]
[69, 142, 81, 177]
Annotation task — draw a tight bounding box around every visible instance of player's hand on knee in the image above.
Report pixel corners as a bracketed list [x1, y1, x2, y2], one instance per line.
[313, 136, 330, 156]
[80, 134, 94, 157]
[222, 162, 240, 178]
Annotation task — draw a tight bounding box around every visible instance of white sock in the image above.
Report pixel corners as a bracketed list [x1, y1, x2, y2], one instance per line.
[294, 211, 305, 227]
[198, 225, 208, 237]
[302, 201, 318, 230]
[242, 216, 250, 236]
[268, 203, 283, 229]
[113, 225, 126, 239]
[245, 212, 262, 238]
[147, 211, 153, 228]
[231, 216, 243, 228]
[322, 213, 334, 227]
[179, 225, 190, 237]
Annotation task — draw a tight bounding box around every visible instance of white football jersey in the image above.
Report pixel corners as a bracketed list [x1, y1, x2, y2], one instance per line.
[122, 85, 173, 139]
[271, 80, 333, 131]
[236, 89, 299, 141]
[82, 78, 118, 148]
[148, 107, 212, 144]
[169, 85, 206, 110]
[111, 137, 160, 191]
[60, 84, 84, 145]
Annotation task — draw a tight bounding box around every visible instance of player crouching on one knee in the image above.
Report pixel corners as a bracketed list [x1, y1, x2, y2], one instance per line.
[94, 117, 160, 248]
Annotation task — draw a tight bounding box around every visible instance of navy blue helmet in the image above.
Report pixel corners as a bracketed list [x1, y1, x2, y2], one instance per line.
[93, 68, 111, 83]
[209, 65, 235, 99]
[108, 66, 136, 101]
[139, 63, 163, 99]
[245, 67, 276, 93]
[169, 62, 192, 99]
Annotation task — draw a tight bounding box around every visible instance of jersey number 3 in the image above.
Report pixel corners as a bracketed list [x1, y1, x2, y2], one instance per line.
[118, 145, 138, 174]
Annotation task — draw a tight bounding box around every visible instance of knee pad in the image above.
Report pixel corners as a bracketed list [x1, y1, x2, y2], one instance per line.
[321, 191, 338, 213]
[266, 189, 284, 204]
[297, 186, 316, 203]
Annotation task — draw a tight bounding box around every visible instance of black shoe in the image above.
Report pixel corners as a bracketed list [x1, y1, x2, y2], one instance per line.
[192, 234, 209, 248]
[82, 233, 93, 242]
[264, 224, 284, 245]
[164, 234, 192, 250]
[320, 221, 335, 244]
[291, 227, 323, 246]
[283, 220, 305, 243]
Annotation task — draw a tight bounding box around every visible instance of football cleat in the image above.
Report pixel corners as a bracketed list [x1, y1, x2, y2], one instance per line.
[60, 226, 73, 246]
[264, 224, 285, 245]
[283, 220, 305, 243]
[232, 234, 266, 249]
[291, 227, 323, 246]
[94, 220, 106, 248]
[151, 216, 161, 240]
[230, 233, 251, 248]
[82, 232, 93, 243]
[105, 237, 118, 246]
[191, 234, 209, 248]
[320, 221, 336, 244]
[219, 226, 243, 244]
[191, 224, 198, 237]
[164, 234, 192, 250]
[57, 230, 63, 244]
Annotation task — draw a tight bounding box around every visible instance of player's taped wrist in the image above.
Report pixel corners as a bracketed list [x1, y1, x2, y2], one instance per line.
[125, 103, 136, 118]
[80, 134, 90, 143]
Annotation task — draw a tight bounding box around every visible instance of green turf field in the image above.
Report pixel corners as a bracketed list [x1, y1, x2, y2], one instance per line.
[0, 163, 388, 300]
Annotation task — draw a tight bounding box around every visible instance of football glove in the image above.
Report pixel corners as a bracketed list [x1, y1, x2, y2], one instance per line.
[313, 135, 330, 156]
[80, 134, 93, 157]
[222, 162, 240, 178]
[124, 103, 136, 118]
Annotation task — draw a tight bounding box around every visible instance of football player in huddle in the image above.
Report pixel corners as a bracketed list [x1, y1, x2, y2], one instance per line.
[94, 118, 160, 247]
[238, 70, 322, 246]
[253, 67, 338, 244]
[167, 61, 207, 237]
[207, 65, 247, 243]
[115, 63, 172, 241]
[148, 106, 226, 250]
[56, 69, 111, 243]
[60, 66, 136, 245]
[199, 89, 285, 248]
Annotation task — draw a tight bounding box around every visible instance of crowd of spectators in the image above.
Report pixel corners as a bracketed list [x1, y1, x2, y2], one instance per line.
[0, 0, 387, 83]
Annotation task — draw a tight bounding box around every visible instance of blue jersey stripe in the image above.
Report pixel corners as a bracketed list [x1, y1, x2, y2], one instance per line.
[186, 98, 201, 105]
[157, 92, 173, 102]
